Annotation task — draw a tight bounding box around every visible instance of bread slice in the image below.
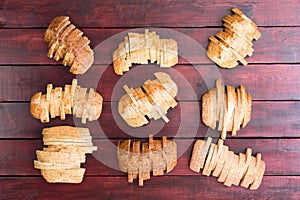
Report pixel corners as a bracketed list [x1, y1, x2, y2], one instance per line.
[113, 30, 178, 75]
[210, 88, 217, 130]
[36, 150, 86, 164]
[206, 143, 219, 175]
[190, 140, 206, 173]
[30, 79, 102, 124]
[202, 92, 211, 127]
[224, 154, 239, 187]
[117, 135, 177, 186]
[240, 155, 256, 188]
[217, 79, 225, 131]
[226, 86, 235, 133]
[232, 152, 246, 186]
[189, 139, 265, 190]
[243, 92, 252, 128]
[206, 7, 260, 69]
[34, 160, 81, 169]
[44, 16, 94, 75]
[202, 143, 216, 176]
[218, 150, 234, 182]
[44, 145, 97, 154]
[221, 94, 228, 140]
[41, 168, 85, 184]
[118, 72, 177, 127]
[250, 160, 266, 190]
[212, 145, 228, 177]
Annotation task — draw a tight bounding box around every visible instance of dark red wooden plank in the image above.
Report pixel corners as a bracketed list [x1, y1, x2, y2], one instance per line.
[1, 27, 300, 65]
[0, 176, 299, 200]
[0, 101, 299, 139]
[1, 0, 300, 28]
[1, 139, 300, 176]
[0, 65, 299, 101]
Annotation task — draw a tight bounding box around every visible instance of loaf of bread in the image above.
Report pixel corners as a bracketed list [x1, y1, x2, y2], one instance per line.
[202, 79, 251, 139]
[44, 16, 94, 74]
[118, 72, 178, 127]
[206, 7, 261, 68]
[190, 138, 265, 190]
[118, 135, 177, 186]
[113, 29, 178, 75]
[30, 79, 103, 124]
[34, 126, 97, 183]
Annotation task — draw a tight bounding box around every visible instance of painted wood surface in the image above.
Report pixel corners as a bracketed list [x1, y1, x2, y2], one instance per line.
[0, 0, 300, 199]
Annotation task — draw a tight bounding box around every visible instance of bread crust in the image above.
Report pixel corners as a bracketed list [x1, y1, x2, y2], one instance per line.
[206, 7, 261, 69]
[190, 139, 265, 190]
[44, 16, 94, 75]
[34, 126, 96, 184]
[118, 73, 177, 127]
[117, 135, 177, 186]
[202, 79, 252, 138]
[113, 29, 178, 75]
[30, 79, 102, 124]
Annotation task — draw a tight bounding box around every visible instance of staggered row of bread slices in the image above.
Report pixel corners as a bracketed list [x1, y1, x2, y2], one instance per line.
[202, 79, 252, 139]
[118, 72, 178, 127]
[34, 126, 97, 183]
[30, 79, 103, 124]
[113, 29, 178, 75]
[118, 135, 177, 186]
[44, 16, 94, 74]
[190, 138, 265, 190]
[206, 7, 261, 69]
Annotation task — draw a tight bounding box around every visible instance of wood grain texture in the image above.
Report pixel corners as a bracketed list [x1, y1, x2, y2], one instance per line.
[1, 0, 300, 198]
[0, 65, 299, 101]
[1, 0, 300, 28]
[0, 101, 299, 139]
[1, 27, 300, 65]
[1, 139, 300, 176]
[0, 176, 299, 200]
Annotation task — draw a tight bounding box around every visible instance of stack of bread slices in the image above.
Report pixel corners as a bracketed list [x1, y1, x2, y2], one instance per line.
[30, 79, 103, 124]
[113, 29, 178, 75]
[118, 72, 178, 127]
[118, 135, 177, 186]
[206, 7, 261, 69]
[190, 137, 265, 190]
[202, 79, 252, 139]
[44, 16, 94, 74]
[34, 126, 97, 183]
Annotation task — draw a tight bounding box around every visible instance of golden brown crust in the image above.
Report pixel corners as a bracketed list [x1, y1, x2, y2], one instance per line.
[202, 79, 252, 138]
[206, 8, 260, 69]
[30, 79, 103, 124]
[34, 126, 96, 184]
[113, 29, 178, 75]
[44, 16, 94, 75]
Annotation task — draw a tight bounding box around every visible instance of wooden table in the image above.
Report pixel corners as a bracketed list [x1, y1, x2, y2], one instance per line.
[1, 1, 300, 199]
